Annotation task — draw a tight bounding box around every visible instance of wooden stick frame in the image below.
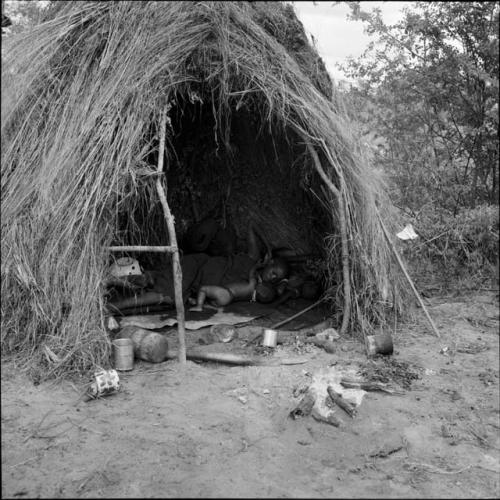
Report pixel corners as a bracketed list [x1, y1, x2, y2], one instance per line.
[107, 114, 189, 363]
[155, 108, 187, 363]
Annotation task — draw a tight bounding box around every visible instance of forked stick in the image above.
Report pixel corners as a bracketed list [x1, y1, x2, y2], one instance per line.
[156, 108, 187, 362]
[299, 135, 352, 335]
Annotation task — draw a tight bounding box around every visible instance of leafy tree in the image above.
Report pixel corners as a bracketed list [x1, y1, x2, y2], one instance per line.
[339, 1, 499, 215]
[2, 0, 50, 34]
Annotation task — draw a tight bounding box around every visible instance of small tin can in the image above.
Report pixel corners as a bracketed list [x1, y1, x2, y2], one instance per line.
[113, 338, 134, 371]
[262, 328, 278, 348]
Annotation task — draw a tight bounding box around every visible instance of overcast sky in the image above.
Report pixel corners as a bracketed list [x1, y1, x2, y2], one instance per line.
[292, 1, 412, 82]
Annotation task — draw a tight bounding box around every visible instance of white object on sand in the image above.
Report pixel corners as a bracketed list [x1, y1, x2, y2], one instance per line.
[396, 224, 418, 240]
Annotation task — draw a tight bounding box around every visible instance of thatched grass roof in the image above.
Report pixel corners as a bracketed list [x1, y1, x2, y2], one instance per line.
[1, 1, 407, 378]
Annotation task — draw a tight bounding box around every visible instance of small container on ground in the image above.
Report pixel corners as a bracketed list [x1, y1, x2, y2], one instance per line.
[365, 331, 393, 356]
[113, 338, 134, 370]
[262, 328, 278, 348]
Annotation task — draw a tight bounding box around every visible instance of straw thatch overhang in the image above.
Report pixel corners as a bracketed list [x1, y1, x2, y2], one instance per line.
[1, 1, 406, 376]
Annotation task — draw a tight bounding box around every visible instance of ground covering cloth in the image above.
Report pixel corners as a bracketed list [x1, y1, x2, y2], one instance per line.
[119, 301, 272, 331]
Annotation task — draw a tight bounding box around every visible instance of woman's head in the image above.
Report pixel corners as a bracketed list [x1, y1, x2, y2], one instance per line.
[261, 257, 289, 284]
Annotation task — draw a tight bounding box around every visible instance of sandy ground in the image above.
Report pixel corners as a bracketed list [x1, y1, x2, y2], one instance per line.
[1, 291, 499, 499]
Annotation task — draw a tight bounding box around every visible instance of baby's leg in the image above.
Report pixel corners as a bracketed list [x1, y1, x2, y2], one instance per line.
[211, 287, 233, 307]
[189, 286, 210, 311]
[189, 286, 232, 311]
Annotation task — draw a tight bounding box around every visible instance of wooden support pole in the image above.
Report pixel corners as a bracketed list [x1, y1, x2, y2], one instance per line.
[301, 138, 352, 335]
[107, 245, 177, 253]
[155, 109, 187, 363]
[375, 209, 440, 338]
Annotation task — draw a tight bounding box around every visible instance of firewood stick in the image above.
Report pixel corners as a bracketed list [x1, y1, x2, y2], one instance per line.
[165, 350, 262, 366]
[156, 108, 187, 363]
[327, 385, 357, 418]
[375, 209, 440, 338]
[340, 378, 400, 394]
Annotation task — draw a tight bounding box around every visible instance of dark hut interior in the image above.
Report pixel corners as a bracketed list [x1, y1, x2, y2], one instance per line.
[120, 99, 332, 269]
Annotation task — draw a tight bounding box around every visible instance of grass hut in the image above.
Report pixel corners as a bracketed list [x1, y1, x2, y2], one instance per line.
[1, 0, 407, 378]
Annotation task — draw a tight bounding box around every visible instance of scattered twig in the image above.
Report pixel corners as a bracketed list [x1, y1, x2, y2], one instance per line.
[235, 434, 275, 455]
[66, 417, 104, 435]
[369, 445, 403, 458]
[406, 461, 472, 475]
[467, 424, 490, 447]
[33, 426, 72, 440]
[9, 456, 38, 469]
[23, 410, 53, 442]
[138, 367, 172, 375]
[77, 458, 111, 492]
[68, 382, 82, 395]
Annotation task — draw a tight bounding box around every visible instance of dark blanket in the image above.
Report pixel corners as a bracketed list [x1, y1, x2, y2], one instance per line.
[145, 253, 256, 298]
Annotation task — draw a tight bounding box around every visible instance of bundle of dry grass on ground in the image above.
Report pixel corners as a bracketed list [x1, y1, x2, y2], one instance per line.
[1, 0, 408, 379]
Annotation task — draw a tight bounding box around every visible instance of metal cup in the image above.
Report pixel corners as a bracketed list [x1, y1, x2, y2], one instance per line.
[365, 331, 394, 356]
[262, 328, 278, 348]
[113, 338, 134, 371]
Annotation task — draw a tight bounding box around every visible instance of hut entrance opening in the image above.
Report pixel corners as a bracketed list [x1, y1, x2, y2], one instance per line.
[115, 96, 335, 285]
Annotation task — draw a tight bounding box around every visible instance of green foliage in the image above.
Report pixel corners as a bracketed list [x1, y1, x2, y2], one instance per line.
[340, 1, 499, 213]
[338, 1, 499, 282]
[3, 0, 51, 33]
[402, 204, 498, 280]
